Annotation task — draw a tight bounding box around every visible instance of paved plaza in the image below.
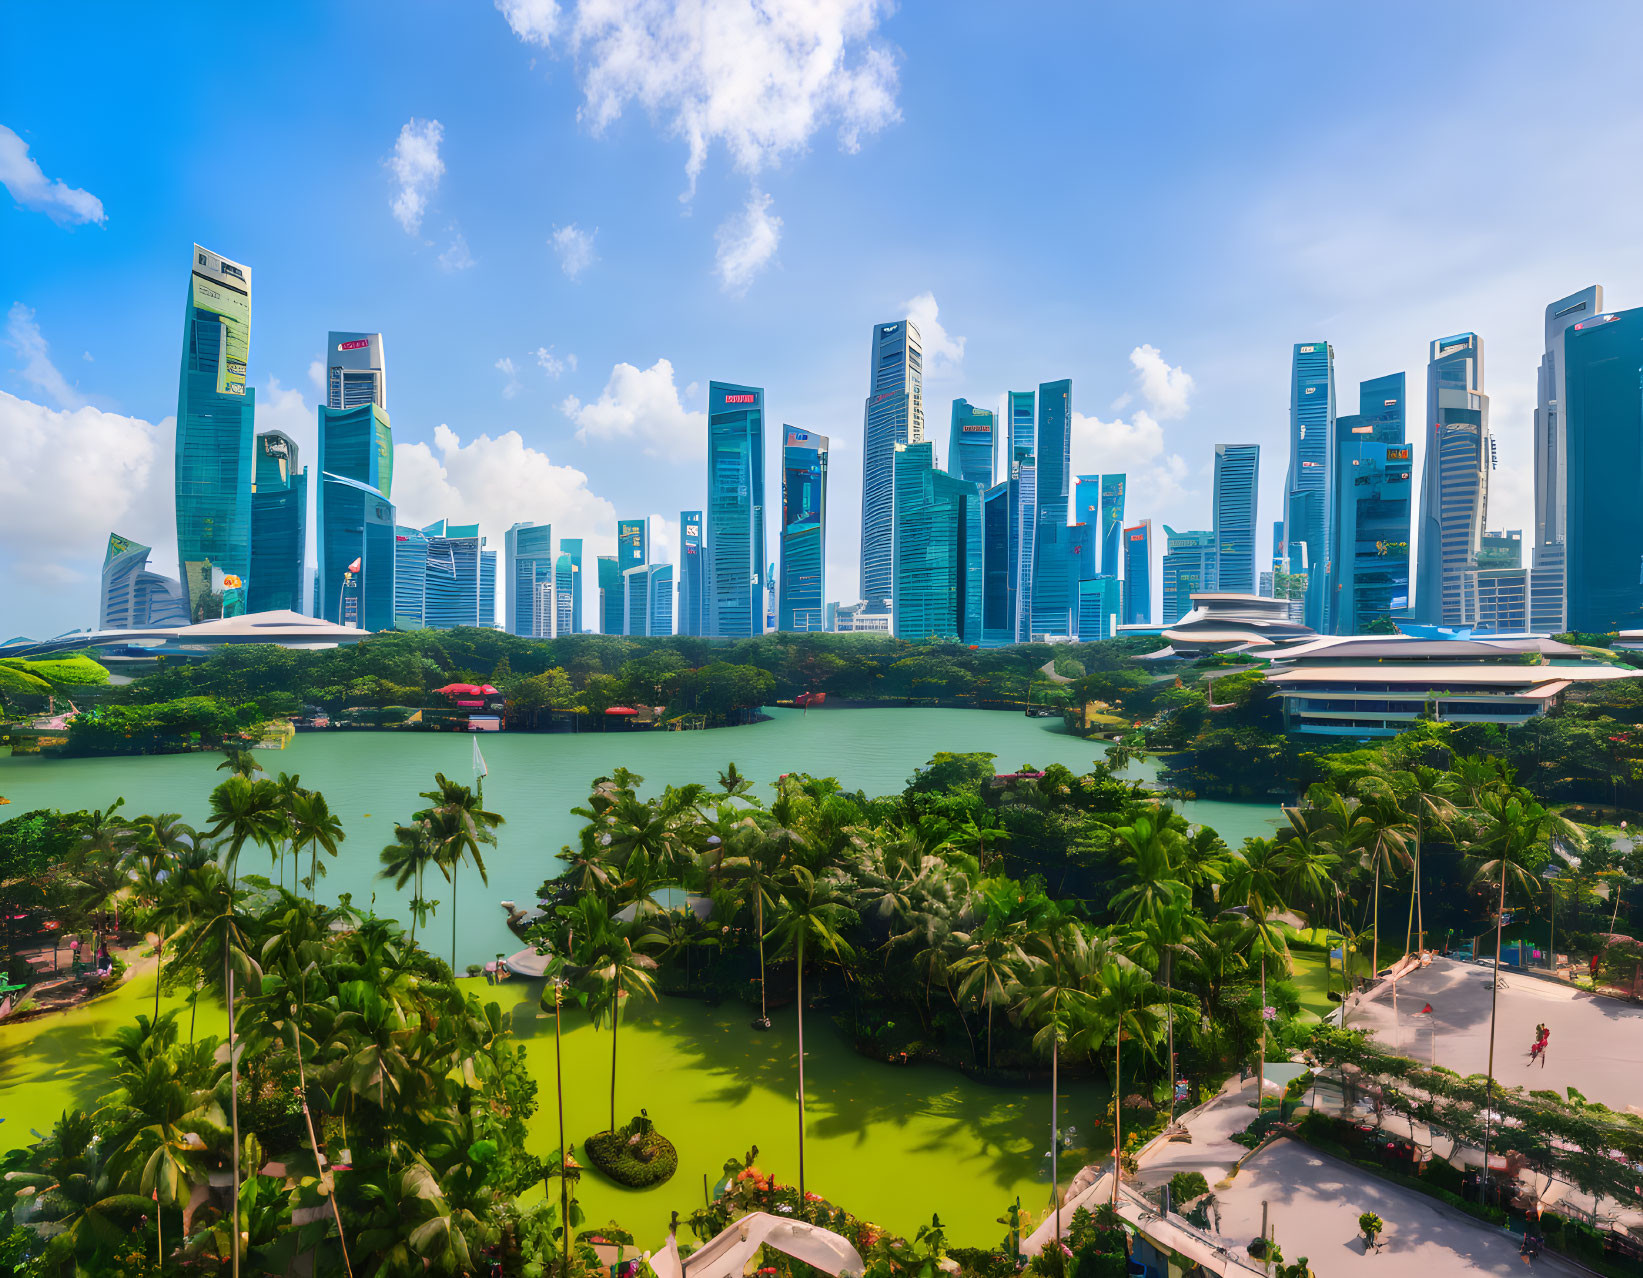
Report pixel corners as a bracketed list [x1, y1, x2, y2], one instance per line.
[1350, 956, 1643, 1112]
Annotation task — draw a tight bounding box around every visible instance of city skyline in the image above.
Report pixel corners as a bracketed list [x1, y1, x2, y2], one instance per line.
[6, 4, 1643, 635]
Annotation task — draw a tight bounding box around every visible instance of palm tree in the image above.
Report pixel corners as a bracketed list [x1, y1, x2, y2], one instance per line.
[124, 813, 198, 1020]
[570, 903, 662, 1132]
[709, 807, 782, 1023]
[207, 774, 285, 889]
[5, 1110, 156, 1274]
[1015, 919, 1100, 1251]
[71, 798, 128, 941]
[1109, 812, 1188, 925]
[1081, 958, 1167, 1206]
[952, 929, 1023, 1071]
[378, 820, 440, 943]
[217, 747, 264, 779]
[1359, 762, 1457, 962]
[289, 788, 346, 904]
[1222, 838, 1293, 1113]
[419, 773, 503, 972]
[1123, 905, 1206, 1124]
[765, 867, 855, 1203]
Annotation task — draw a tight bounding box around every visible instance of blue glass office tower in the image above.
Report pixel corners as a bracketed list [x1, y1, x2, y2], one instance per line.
[504, 521, 556, 637]
[779, 428, 828, 631]
[318, 400, 394, 630]
[892, 442, 982, 642]
[1007, 391, 1035, 462]
[707, 381, 766, 637]
[558, 538, 583, 634]
[677, 512, 704, 636]
[596, 556, 622, 635]
[948, 399, 995, 488]
[1330, 374, 1410, 633]
[394, 525, 429, 628]
[1099, 475, 1125, 580]
[1283, 342, 1336, 630]
[1565, 306, 1643, 632]
[1162, 527, 1216, 624]
[1213, 444, 1259, 596]
[1014, 450, 1038, 642]
[1416, 333, 1489, 625]
[618, 517, 650, 573]
[1532, 288, 1604, 633]
[1078, 576, 1122, 641]
[860, 323, 924, 607]
[175, 244, 255, 621]
[1031, 379, 1075, 637]
[1074, 476, 1101, 538]
[624, 563, 675, 637]
[100, 534, 186, 629]
[981, 478, 1018, 648]
[423, 522, 491, 629]
[1123, 521, 1152, 625]
[248, 430, 307, 614]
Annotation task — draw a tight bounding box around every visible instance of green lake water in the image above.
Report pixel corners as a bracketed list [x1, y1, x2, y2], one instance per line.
[0, 708, 1281, 1244]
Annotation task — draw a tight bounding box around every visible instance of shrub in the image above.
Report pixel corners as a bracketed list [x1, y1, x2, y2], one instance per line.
[584, 1114, 678, 1188]
[1168, 1171, 1210, 1204]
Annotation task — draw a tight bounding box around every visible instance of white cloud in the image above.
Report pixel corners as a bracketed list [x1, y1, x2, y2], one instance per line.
[257, 376, 317, 468]
[534, 346, 576, 378]
[393, 425, 616, 622]
[648, 512, 679, 565]
[0, 125, 105, 226]
[561, 358, 705, 461]
[495, 0, 561, 46]
[0, 390, 168, 584]
[438, 229, 475, 272]
[715, 189, 781, 293]
[388, 118, 444, 235]
[1128, 344, 1193, 420]
[4, 302, 82, 408]
[308, 358, 326, 396]
[551, 223, 597, 279]
[495, 357, 523, 399]
[903, 291, 964, 374]
[1071, 409, 1196, 515]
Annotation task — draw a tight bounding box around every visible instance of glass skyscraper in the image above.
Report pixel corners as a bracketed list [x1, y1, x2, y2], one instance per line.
[175, 244, 256, 622]
[1416, 333, 1489, 625]
[1330, 374, 1410, 634]
[504, 521, 556, 637]
[249, 430, 307, 614]
[326, 332, 386, 410]
[99, 534, 186, 629]
[677, 512, 703, 636]
[1013, 450, 1037, 642]
[1077, 576, 1122, 642]
[1007, 391, 1035, 463]
[947, 399, 995, 488]
[618, 517, 650, 572]
[1099, 474, 1125, 580]
[318, 400, 394, 630]
[1031, 379, 1075, 637]
[598, 555, 623, 635]
[707, 381, 766, 637]
[779, 428, 828, 631]
[1284, 342, 1335, 631]
[860, 322, 923, 607]
[981, 477, 1019, 648]
[1161, 527, 1216, 624]
[1123, 520, 1152, 625]
[423, 522, 492, 630]
[558, 537, 583, 634]
[891, 441, 981, 642]
[1212, 444, 1259, 596]
[1532, 287, 1604, 633]
[1565, 305, 1643, 632]
[1074, 476, 1101, 545]
[624, 563, 675, 637]
[393, 524, 429, 629]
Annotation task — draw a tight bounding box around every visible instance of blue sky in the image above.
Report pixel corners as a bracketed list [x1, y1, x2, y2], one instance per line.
[4, 1, 1643, 635]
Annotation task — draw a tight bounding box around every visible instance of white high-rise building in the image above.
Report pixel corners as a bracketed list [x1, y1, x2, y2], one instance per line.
[326, 332, 386, 411]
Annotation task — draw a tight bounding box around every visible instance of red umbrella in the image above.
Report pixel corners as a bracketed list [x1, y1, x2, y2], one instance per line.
[605, 706, 639, 716]
[434, 683, 483, 696]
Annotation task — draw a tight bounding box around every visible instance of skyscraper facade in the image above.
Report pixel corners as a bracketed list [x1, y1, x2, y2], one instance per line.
[618, 517, 650, 573]
[1013, 450, 1037, 642]
[891, 442, 982, 642]
[504, 522, 556, 637]
[859, 322, 923, 606]
[1330, 373, 1411, 633]
[1077, 575, 1122, 641]
[1161, 527, 1216, 624]
[1031, 379, 1075, 636]
[779, 428, 828, 631]
[423, 522, 491, 630]
[948, 399, 995, 488]
[1532, 287, 1604, 633]
[99, 534, 186, 629]
[598, 555, 623, 635]
[1212, 444, 1259, 595]
[393, 525, 429, 629]
[980, 476, 1019, 648]
[1565, 306, 1643, 633]
[175, 244, 256, 622]
[706, 381, 766, 638]
[1074, 475, 1101, 546]
[1416, 333, 1490, 625]
[1099, 475, 1126, 580]
[1123, 521, 1152, 625]
[559, 538, 583, 634]
[1007, 391, 1035, 463]
[624, 563, 675, 637]
[677, 512, 703, 636]
[326, 332, 386, 410]
[317, 401, 394, 630]
[1284, 342, 1335, 631]
[249, 430, 307, 614]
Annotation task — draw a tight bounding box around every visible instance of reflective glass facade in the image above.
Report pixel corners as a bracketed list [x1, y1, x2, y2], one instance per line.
[618, 517, 650, 571]
[1416, 333, 1488, 625]
[1212, 444, 1259, 595]
[598, 555, 623, 635]
[1014, 451, 1037, 642]
[981, 478, 1018, 647]
[99, 534, 186, 629]
[1100, 475, 1126, 580]
[677, 512, 704, 636]
[1329, 373, 1409, 634]
[175, 244, 255, 621]
[319, 474, 396, 630]
[707, 381, 765, 637]
[504, 521, 556, 636]
[1007, 391, 1035, 465]
[624, 563, 675, 637]
[1077, 575, 1122, 641]
[891, 442, 982, 642]
[1123, 521, 1152, 625]
[423, 522, 490, 630]
[1031, 379, 1073, 635]
[1161, 527, 1215, 624]
[1566, 307, 1643, 632]
[948, 398, 995, 488]
[326, 332, 386, 411]
[558, 538, 583, 634]
[1284, 342, 1335, 629]
[860, 323, 924, 606]
[779, 429, 828, 631]
[249, 430, 307, 614]
[393, 525, 429, 629]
